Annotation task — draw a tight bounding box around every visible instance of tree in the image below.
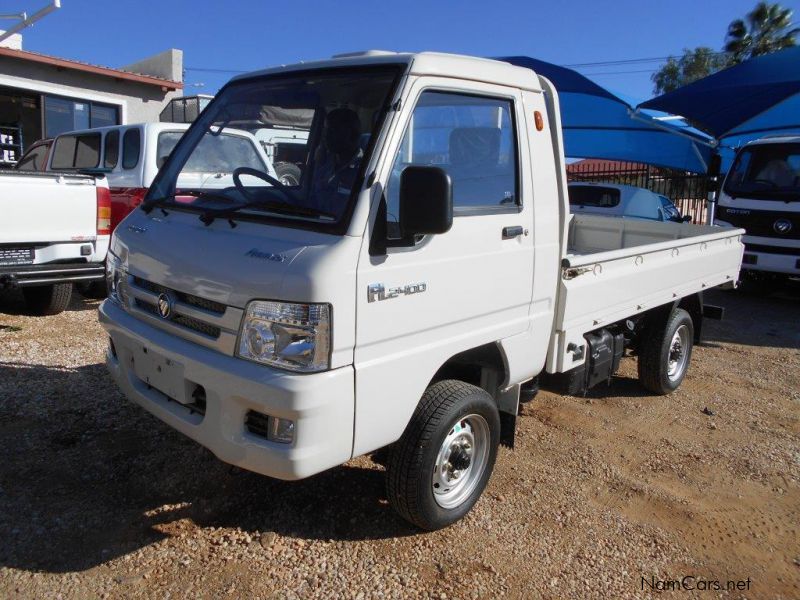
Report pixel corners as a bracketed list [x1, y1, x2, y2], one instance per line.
[651, 47, 728, 95]
[651, 2, 798, 94]
[725, 1, 799, 63]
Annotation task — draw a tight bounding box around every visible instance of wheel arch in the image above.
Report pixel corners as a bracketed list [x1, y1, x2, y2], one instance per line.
[428, 342, 518, 447]
[429, 342, 508, 399]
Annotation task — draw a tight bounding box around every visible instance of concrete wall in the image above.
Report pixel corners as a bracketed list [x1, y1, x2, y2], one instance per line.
[0, 53, 182, 124]
[123, 49, 183, 83]
[0, 30, 23, 50]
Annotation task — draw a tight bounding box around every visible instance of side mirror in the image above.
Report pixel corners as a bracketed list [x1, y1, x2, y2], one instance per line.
[682, 215, 692, 223]
[399, 166, 453, 237]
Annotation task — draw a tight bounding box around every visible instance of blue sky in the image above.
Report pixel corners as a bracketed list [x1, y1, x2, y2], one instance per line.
[10, 0, 800, 100]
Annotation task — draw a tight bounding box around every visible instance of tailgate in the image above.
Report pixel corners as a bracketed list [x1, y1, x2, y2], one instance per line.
[0, 173, 98, 244]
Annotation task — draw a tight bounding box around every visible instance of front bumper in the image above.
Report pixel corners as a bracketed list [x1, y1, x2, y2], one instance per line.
[741, 242, 800, 276]
[99, 299, 355, 480]
[0, 262, 104, 289]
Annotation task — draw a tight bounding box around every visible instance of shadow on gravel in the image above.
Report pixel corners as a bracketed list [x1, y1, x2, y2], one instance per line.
[582, 374, 653, 399]
[0, 287, 101, 316]
[0, 361, 414, 575]
[700, 285, 800, 350]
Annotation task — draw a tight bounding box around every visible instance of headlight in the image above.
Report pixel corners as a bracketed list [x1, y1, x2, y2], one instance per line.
[237, 301, 331, 373]
[105, 252, 129, 305]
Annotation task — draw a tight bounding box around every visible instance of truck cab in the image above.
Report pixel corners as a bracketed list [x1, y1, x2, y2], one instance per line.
[714, 136, 800, 280]
[99, 52, 743, 530]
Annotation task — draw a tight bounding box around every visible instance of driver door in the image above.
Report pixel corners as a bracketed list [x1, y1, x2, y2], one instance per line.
[352, 78, 535, 455]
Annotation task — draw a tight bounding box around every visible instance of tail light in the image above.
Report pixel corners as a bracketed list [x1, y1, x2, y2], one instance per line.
[96, 185, 112, 235]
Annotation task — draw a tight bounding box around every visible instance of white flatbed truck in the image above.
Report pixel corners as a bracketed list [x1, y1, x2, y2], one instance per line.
[99, 51, 744, 529]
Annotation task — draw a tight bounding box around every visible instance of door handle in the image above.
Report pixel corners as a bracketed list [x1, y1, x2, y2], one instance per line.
[502, 225, 524, 239]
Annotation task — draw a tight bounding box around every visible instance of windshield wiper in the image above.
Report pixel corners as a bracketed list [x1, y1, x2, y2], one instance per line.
[198, 198, 336, 226]
[142, 190, 237, 215]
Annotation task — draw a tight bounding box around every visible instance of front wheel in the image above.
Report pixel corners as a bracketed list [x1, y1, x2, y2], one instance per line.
[386, 380, 500, 530]
[638, 307, 694, 394]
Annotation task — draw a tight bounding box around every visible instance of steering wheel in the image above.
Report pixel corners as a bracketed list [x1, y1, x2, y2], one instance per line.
[233, 167, 296, 202]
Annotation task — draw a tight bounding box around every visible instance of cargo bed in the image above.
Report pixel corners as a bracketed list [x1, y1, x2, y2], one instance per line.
[547, 214, 745, 372]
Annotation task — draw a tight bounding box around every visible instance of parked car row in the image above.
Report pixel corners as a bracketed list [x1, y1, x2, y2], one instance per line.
[2, 122, 283, 314]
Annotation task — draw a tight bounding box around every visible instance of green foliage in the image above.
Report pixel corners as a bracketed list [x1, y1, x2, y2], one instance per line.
[651, 2, 798, 94]
[651, 48, 728, 94]
[725, 1, 799, 62]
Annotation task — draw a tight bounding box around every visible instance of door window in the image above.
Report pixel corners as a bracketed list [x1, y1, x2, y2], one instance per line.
[384, 91, 519, 235]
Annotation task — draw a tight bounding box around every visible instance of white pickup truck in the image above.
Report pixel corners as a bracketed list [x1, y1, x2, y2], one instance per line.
[1, 171, 110, 315]
[99, 52, 744, 530]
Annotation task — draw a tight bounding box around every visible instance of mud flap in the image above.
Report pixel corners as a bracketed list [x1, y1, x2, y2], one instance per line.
[495, 383, 520, 449]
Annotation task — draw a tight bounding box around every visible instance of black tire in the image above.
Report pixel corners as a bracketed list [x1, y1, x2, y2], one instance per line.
[22, 283, 73, 316]
[274, 162, 302, 186]
[76, 281, 107, 299]
[386, 380, 500, 530]
[638, 307, 694, 395]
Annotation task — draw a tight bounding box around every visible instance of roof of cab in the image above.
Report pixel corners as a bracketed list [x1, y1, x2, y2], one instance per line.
[230, 51, 543, 93]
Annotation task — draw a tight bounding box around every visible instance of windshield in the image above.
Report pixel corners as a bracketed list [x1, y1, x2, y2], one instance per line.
[147, 66, 402, 230]
[724, 142, 800, 200]
[157, 130, 270, 177]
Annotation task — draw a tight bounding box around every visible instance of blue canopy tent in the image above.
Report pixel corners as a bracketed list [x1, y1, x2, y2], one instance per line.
[499, 56, 713, 173]
[639, 46, 800, 141]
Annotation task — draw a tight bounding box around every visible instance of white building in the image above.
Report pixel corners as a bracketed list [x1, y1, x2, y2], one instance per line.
[0, 34, 183, 164]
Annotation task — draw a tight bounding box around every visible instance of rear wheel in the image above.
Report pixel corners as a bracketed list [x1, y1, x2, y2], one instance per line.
[638, 307, 694, 394]
[386, 380, 500, 530]
[23, 283, 73, 316]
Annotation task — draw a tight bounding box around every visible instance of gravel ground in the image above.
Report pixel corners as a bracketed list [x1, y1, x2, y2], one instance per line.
[0, 284, 798, 599]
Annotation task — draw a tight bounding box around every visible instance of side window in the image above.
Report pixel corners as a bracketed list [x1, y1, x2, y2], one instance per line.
[122, 128, 141, 170]
[104, 130, 119, 169]
[50, 133, 101, 170]
[385, 90, 518, 233]
[660, 196, 680, 220]
[74, 135, 101, 168]
[16, 144, 47, 171]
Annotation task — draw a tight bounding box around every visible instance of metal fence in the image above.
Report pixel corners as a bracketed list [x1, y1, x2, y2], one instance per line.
[566, 161, 714, 224]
